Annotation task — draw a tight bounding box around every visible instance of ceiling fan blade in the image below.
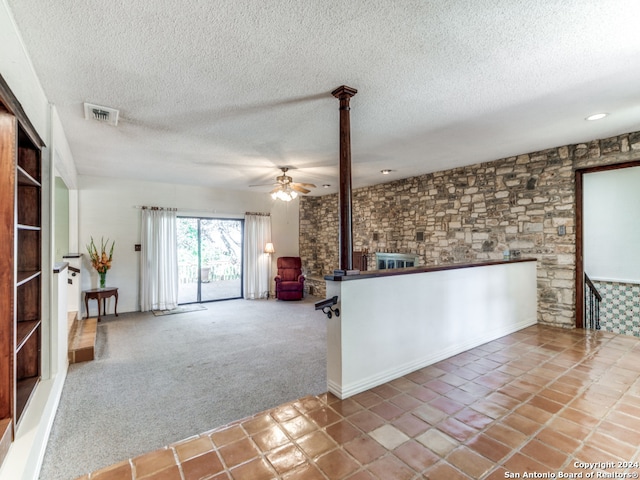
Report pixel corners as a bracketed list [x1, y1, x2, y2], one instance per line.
[291, 185, 310, 194]
[294, 182, 316, 188]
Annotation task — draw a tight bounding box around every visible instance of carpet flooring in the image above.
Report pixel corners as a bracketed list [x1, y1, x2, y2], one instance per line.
[38, 296, 326, 480]
[151, 304, 207, 316]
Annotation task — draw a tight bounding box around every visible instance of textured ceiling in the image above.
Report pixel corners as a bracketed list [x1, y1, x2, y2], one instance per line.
[6, 0, 640, 196]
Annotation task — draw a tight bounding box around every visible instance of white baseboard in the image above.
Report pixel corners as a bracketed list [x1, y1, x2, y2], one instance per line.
[0, 366, 67, 480]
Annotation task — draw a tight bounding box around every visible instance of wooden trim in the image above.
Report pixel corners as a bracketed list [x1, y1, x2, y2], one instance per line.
[324, 257, 537, 282]
[578, 160, 640, 174]
[53, 262, 69, 274]
[332, 85, 358, 271]
[574, 159, 640, 329]
[575, 169, 584, 328]
[0, 112, 16, 422]
[0, 75, 44, 148]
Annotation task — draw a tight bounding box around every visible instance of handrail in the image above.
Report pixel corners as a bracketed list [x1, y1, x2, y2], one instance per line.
[584, 273, 602, 301]
[584, 273, 601, 330]
[315, 296, 339, 319]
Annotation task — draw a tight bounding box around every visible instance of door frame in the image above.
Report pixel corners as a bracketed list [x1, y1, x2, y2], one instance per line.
[575, 160, 640, 328]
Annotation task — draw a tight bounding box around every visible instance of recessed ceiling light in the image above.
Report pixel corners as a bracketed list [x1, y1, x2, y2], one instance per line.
[381, 169, 392, 175]
[585, 113, 608, 121]
[322, 184, 331, 188]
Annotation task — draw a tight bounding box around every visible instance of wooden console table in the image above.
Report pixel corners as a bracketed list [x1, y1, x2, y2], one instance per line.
[84, 287, 119, 322]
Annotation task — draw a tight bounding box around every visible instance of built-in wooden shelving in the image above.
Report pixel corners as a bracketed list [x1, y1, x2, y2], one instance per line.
[16, 321, 41, 352]
[0, 74, 44, 468]
[17, 165, 40, 187]
[16, 270, 41, 287]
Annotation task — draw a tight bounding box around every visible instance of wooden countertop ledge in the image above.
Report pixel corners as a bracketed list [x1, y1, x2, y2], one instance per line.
[324, 257, 537, 282]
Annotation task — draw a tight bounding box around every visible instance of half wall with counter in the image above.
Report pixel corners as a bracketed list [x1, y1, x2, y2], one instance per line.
[324, 258, 537, 399]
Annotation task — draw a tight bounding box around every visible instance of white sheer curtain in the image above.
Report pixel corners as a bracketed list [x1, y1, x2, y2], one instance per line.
[243, 213, 271, 299]
[140, 208, 179, 311]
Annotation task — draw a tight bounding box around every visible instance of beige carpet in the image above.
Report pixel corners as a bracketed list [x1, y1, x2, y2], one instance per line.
[39, 296, 326, 480]
[151, 304, 207, 316]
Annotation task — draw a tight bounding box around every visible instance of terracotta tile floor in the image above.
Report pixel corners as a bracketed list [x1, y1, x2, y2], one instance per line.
[78, 325, 640, 479]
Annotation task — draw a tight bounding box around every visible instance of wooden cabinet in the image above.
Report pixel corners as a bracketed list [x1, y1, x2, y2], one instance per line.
[0, 76, 44, 467]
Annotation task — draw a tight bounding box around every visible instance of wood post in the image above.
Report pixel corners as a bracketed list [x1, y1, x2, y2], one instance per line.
[332, 85, 357, 271]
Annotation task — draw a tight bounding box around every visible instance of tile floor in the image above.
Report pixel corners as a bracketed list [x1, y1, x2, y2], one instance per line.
[78, 325, 640, 479]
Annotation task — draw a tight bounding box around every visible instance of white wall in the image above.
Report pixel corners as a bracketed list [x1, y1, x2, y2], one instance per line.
[78, 175, 299, 314]
[50, 109, 78, 189]
[0, 1, 49, 145]
[271, 198, 300, 258]
[269, 197, 300, 292]
[584, 166, 640, 283]
[53, 177, 69, 262]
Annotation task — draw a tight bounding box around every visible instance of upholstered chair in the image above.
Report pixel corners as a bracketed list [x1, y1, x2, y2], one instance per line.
[274, 257, 305, 300]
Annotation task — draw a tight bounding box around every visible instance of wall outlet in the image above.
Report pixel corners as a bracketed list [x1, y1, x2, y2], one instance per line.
[135, 244, 141, 251]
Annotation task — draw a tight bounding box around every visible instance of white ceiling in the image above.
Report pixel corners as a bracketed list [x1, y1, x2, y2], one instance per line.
[7, 0, 640, 196]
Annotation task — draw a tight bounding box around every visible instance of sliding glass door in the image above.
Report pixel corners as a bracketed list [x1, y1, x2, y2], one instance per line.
[177, 217, 243, 304]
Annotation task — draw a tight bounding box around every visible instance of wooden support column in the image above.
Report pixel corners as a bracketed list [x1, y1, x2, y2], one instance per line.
[332, 85, 357, 271]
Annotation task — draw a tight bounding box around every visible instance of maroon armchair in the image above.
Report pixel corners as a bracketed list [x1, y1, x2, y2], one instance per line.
[275, 257, 305, 300]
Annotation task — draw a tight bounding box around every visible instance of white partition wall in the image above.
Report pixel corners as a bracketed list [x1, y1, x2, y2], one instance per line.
[325, 260, 538, 399]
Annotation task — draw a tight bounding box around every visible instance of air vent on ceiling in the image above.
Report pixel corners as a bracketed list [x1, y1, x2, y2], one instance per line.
[84, 102, 119, 126]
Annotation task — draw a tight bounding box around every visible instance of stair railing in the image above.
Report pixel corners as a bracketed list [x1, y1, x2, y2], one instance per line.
[584, 273, 601, 330]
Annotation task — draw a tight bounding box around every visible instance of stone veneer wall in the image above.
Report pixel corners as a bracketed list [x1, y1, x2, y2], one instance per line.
[299, 131, 640, 327]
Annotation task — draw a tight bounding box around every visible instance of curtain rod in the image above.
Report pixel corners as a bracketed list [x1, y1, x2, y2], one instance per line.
[135, 205, 178, 211]
[245, 212, 271, 216]
[133, 205, 248, 216]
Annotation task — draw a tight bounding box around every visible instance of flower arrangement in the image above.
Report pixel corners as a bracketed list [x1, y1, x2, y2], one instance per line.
[87, 237, 115, 287]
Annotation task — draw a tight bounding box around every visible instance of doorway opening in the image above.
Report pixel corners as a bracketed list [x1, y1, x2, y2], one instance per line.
[177, 217, 243, 304]
[575, 160, 640, 329]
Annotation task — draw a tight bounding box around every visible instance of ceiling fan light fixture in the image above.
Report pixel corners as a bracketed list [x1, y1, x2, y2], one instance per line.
[257, 167, 314, 201]
[272, 187, 298, 202]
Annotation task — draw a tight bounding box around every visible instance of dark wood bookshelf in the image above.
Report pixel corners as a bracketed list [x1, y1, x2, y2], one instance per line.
[0, 74, 44, 467]
[16, 321, 41, 352]
[17, 165, 40, 187]
[16, 270, 41, 287]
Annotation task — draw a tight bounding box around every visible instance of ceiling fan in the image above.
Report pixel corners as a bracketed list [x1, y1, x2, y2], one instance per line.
[250, 167, 316, 201]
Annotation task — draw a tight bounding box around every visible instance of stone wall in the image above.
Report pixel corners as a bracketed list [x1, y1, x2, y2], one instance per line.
[299, 131, 640, 327]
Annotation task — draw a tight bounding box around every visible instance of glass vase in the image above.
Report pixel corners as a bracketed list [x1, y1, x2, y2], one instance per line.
[99, 271, 107, 289]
